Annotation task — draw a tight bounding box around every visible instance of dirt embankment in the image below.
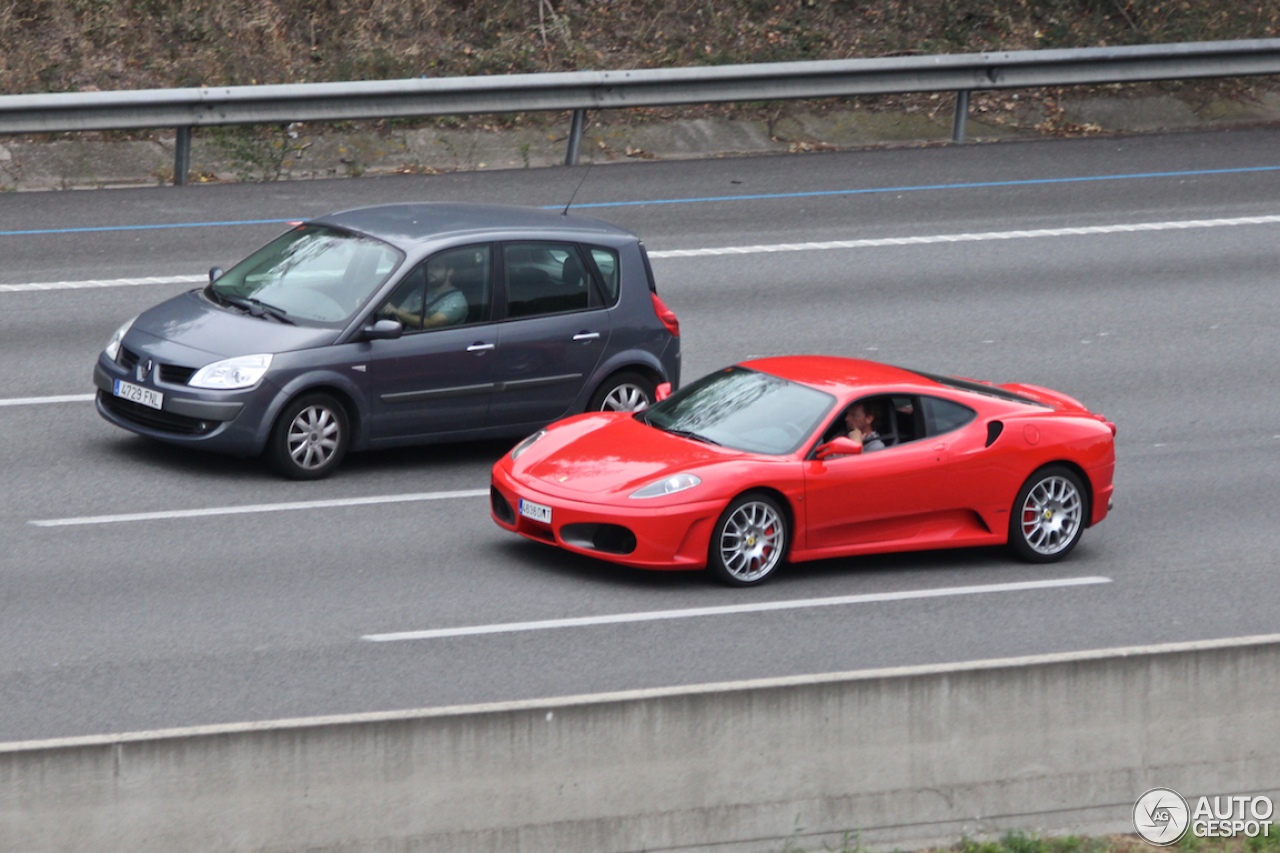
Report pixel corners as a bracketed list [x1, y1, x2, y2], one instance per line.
[4, 0, 1278, 96]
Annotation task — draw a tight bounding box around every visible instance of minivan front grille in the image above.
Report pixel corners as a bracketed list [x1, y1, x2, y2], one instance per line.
[116, 347, 198, 386]
[159, 364, 198, 385]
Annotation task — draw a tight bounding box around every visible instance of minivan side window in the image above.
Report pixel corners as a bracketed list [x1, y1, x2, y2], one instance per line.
[375, 245, 491, 331]
[503, 242, 597, 318]
[586, 246, 621, 305]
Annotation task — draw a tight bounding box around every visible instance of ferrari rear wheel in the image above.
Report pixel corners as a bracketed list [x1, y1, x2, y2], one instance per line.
[1008, 465, 1087, 563]
[707, 493, 788, 586]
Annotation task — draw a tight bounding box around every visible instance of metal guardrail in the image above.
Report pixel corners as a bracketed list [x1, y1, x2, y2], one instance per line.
[2, 38, 1279, 184]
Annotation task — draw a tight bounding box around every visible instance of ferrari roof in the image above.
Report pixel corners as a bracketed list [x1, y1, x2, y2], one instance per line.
[741, 356, 938, 394]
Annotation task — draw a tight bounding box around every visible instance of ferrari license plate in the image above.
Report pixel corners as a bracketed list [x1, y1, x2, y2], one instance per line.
[519, 499, 552, 524]
[113, 379, 163, 411]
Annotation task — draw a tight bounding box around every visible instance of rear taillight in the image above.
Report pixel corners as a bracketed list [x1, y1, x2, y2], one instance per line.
[651, 292, 679, 337]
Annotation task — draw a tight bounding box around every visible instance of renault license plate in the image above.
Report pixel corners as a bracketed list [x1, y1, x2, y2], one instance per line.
[113, 379, 163, 411]
[519, 499, 552, 524]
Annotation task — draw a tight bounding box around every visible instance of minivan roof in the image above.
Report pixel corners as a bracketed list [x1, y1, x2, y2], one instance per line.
[310, 202, 633, 248]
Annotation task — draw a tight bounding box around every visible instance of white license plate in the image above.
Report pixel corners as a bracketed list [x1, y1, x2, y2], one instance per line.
[519, 499, 552, 524]
[113, 379, 164, 411]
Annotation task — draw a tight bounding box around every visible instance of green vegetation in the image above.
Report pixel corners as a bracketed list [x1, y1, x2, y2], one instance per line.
[2, 1, 1278, 96]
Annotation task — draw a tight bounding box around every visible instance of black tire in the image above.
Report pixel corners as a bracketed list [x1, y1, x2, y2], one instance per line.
[1007, 465, 1089, 563]
[587, 371, 656, 413]
[267, 393, 350, 480]
[706, 492, 789, 587]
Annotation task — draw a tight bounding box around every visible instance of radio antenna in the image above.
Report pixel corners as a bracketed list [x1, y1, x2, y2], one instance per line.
[562, 159, 594, 216]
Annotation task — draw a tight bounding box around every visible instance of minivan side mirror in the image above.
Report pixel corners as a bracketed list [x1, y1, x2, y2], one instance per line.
[208, 267, 225, 282]
[655, 382, 673, 402]
[362, 319, 404, 341]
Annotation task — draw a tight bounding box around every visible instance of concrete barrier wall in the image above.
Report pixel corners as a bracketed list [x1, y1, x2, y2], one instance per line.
[4, 635, 1280, 853]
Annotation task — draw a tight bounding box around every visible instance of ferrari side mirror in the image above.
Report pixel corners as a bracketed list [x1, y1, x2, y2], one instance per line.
[815, 437, 863, 460]
[655, 382, 673, 402]
[208, 266, 225, 282]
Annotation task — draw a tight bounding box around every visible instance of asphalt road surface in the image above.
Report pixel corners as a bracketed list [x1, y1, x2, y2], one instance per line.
[1, 129, 1278, 741]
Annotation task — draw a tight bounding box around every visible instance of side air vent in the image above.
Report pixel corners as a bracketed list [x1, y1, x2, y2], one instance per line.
[986, 421, 1004, 447]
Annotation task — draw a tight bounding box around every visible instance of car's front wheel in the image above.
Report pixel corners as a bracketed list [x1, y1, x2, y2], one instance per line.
[1008, 465, 1088, 562]
[588, 371, 656, 413]
[268, 393, 350, 480]
[707, 492, 789, 586]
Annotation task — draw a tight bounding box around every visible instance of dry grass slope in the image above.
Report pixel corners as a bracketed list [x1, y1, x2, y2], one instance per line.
[2, 0, 1279, 96]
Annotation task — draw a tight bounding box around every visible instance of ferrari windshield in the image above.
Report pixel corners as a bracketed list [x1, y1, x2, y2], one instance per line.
[641, 366, 835, 455]
[210, 224, 404, 325]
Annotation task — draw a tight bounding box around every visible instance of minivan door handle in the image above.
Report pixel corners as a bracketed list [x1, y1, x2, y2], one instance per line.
[466, 342, 496, 354]
[572, 332, 600, 342]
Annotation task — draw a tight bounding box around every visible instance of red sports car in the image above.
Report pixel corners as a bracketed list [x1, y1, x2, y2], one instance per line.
[490, 356, 1115, 586]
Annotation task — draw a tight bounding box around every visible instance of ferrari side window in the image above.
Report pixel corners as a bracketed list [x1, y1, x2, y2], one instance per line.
[922, 396, 977, 436]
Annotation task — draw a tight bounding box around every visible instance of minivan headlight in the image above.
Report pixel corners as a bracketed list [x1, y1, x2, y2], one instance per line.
[189, 354, 273, 390]
[104, 316, 137, 362]
[629, 473, 702, 499]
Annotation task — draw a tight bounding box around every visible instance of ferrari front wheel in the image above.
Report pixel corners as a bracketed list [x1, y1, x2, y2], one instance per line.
[1008, 465, 1087, 563]
[707, 493, 788, 586]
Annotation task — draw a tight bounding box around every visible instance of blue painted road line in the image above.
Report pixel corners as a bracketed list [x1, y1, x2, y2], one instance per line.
[3, 165, 1279, 237]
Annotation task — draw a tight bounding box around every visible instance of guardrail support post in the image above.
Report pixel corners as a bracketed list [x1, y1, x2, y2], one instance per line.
[565, 109, 586, 166]
[951, 91, 970, 144]
[174, 127, 192, 186]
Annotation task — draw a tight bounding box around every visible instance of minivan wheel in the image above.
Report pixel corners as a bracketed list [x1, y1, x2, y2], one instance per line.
[588, 371, 656, 413]
[268, 393, 350, 480]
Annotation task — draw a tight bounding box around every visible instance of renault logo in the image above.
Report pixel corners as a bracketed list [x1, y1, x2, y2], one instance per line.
[137, 359, 153, 381]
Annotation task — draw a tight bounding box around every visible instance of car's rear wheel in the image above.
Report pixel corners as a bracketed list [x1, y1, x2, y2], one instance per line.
[707, 493, 788, 586]
[1008, 465, 1087, 562]
[588, 371, 656, 413]
[268, 393, 350, 480]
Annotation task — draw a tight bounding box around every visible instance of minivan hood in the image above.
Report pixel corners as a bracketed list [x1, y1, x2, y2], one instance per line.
[128, 290, 341, 364]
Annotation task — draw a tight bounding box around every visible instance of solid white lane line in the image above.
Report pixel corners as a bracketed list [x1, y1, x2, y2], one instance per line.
[6, 214, 1279, 292]
[361, 576, 1113, 642]
[0, 275, 204, 293]
[646, 214, 1280, 259]
[0, 393, 96, 407]
[29, 488, 489, 527]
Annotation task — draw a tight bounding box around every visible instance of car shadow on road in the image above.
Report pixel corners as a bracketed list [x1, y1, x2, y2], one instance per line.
[492, 536, 1020, 591]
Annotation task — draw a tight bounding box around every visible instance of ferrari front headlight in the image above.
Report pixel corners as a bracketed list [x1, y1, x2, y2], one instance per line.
[629, 473, 702, 499]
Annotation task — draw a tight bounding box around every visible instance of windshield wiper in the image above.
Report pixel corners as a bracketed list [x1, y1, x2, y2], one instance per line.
[246, 298, 295, 324]
[663, 428, 721, 446]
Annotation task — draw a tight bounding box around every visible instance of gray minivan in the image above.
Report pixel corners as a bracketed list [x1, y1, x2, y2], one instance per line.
[94, 203, 681, 479]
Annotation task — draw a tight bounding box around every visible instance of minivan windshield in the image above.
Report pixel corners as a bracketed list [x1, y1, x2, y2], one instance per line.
[640, 366, 836, 455]
[210, 224, 404, 325]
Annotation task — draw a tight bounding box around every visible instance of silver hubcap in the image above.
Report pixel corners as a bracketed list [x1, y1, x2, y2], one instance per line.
[719, 501, 784, 583]
[600, 383, 650, 412]
[1020, 475, 1083, 555]
[287, 405, 340, 470]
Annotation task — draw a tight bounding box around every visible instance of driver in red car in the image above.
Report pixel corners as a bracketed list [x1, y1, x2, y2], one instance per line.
[844, 400, 886, 452]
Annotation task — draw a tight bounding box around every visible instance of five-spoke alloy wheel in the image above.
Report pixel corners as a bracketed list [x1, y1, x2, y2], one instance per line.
[268, 393, 350, 480]
[707, 493, 789, 586]
[589, 371, 656, 413]
[1008, 465, 1088, 562]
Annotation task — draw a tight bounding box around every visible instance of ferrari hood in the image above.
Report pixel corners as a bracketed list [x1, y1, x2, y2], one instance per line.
[522, 414, 733, 495]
